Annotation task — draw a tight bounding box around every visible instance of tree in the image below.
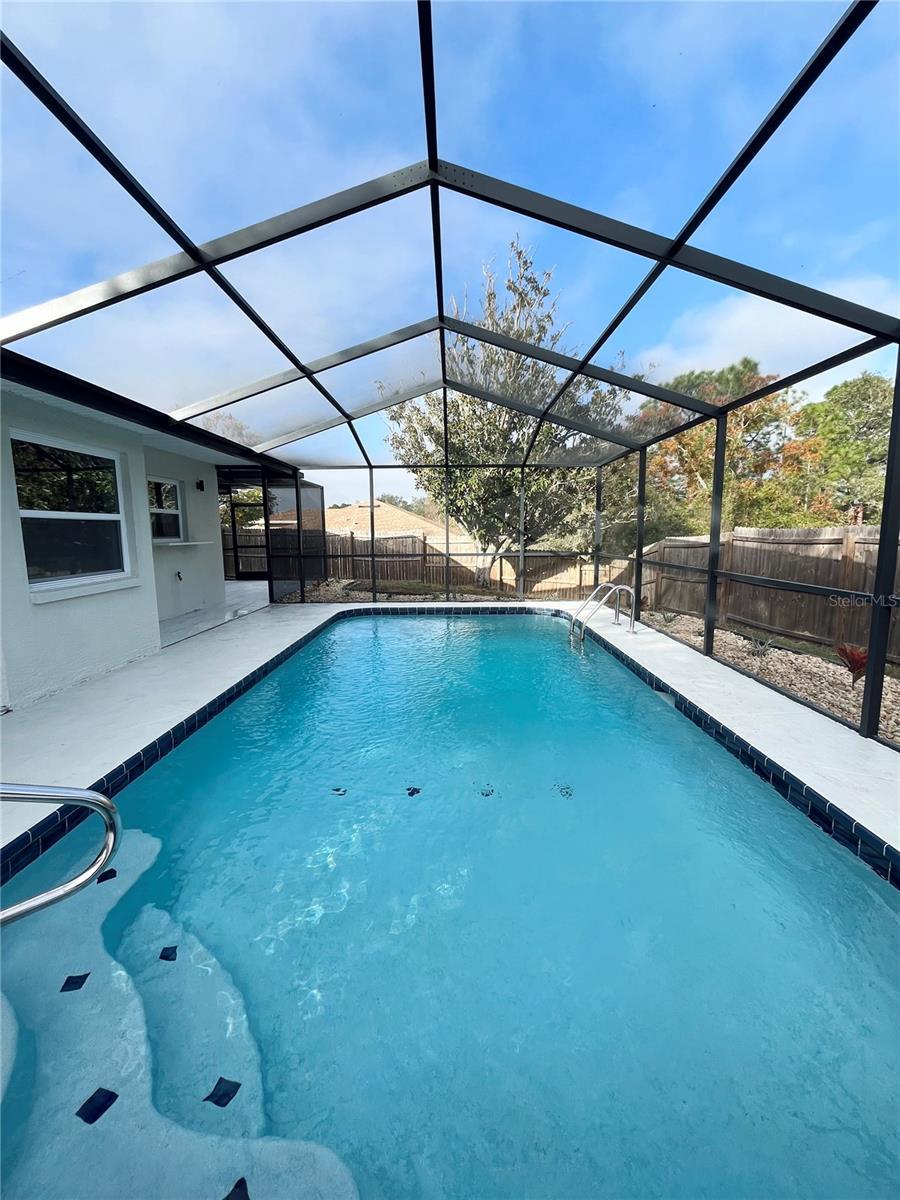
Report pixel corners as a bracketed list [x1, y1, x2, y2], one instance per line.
[794, 371, 892, 521]
[386, 239, 646, 584]
[376, 492, 446, 524]
[198, 412, 262, 447]
[633, 358, 846, 544]
[218, 486, 265, 531]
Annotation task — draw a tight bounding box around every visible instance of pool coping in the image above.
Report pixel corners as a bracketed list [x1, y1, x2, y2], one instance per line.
[2, 605, 897, 890]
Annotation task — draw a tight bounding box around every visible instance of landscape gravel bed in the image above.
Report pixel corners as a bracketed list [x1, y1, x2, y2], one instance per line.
[642, 612, 900, 744]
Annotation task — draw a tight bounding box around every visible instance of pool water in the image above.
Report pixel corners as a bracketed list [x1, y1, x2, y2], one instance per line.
[2, 615, 898, 1199]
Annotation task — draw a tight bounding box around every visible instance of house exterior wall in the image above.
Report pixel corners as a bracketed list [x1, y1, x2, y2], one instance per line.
[144, 448, 224, 622]
[0, 393, 227, 710]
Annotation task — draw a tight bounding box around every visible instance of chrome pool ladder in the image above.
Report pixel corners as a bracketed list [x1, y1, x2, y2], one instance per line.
[570, 583, 637, 642]
[0, 784, 121, 927]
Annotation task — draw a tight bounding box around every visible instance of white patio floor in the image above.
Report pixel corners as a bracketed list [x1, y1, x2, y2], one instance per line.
[158, 580, 269, 648]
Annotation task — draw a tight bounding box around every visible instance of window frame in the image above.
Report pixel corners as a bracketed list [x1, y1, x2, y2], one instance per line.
[147, 475, 184, 543]
[10, 429, 131, 591]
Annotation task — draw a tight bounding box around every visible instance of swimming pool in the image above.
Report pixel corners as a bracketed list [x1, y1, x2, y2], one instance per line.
[2, 614, 898, 1199]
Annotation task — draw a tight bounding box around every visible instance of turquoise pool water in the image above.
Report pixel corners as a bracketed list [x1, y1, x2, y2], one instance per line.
[2, 614, 898, 1199]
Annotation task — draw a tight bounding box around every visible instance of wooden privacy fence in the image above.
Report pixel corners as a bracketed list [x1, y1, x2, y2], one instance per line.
[323, 531, 596, 599]
[640, 525, 899, 662]
[226, 524, 896, 658]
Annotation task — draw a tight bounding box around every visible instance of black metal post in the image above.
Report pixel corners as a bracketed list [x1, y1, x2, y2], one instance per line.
[319, 483, 328, 583]
[368, 467, 377, 603]
[703, 414, 728, 655]
[444, 465, 451, 600]
[261, 469, 275, 604]
[517, 469, 526, 599]
[294, 469, 305, 604]
[227, 481, 239, 581]
[443, 385, 451, 600]
[860, 356, 900, 737]
[593, 467, 602, 588]
[634, 448, 646, 619]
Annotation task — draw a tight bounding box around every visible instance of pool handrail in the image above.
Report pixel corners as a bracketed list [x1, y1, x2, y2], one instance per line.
[0, 784, 121, 927]
[569, 582, 618, 637]
[574, 584, 637, 641]
[610, 585, 637, 636]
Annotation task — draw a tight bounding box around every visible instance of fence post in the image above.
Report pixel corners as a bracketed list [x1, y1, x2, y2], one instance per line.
[860, 358, 900, 737]
[717, 532, 733, 626]
[422, 534, 428, 583]
[703, 413, 728, 655]
[349, 530, 355, 580]
[836, 529, 857, 645]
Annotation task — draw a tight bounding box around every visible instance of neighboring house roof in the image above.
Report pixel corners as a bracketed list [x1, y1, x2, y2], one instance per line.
[325, 500, 466, 540]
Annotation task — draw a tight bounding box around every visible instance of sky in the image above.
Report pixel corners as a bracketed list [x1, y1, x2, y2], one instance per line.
[1, 0, 898, 504]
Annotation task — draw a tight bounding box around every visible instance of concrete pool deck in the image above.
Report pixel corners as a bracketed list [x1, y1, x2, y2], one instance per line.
[2, 601, 897, 856]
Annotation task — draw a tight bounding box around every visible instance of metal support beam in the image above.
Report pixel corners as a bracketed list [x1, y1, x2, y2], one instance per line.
[442, 316, 717, 416]
[0, 348, 295, 473]
[545, 330, 888, 479]
[718, 336, 889, 415]
[446, 378, 641, 449]
[703, 414, 728, 655]
[444, 462, 451, 601]
[0, 32, 374, 469]
[173, 317, 441, 422]
[521, 0, 885, 468]
[593, 467, 602, 588]
[368, 467, 377, 603]
[860, 354, 900, 737]
[517, 468, 526, 599]
[253, 377, 444, 454]
[443, 384, 451, 598]
[434, 165, 898, 345]
[261, 469, 275, 604]
[294, 469, 306, 604]
[634, 448, 646, 620]
[177, 311, 713, 435]
[0, 161, 432, 345]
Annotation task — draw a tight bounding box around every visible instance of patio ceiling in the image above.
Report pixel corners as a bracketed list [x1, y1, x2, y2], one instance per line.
[0, 1, 897, 473]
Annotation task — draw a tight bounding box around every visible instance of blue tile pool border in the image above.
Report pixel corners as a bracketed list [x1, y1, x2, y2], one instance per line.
[2, 605, 896, 889]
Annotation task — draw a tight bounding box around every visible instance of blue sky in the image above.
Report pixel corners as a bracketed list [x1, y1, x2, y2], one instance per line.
[1, 0, 897, 502]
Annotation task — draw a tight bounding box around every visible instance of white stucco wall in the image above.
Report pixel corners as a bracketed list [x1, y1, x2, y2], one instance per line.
[1, 392, 163, 709]
[145, 448, 224, 622]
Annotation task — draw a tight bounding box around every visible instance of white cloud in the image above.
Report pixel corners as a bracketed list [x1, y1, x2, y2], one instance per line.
[635, 273, 898, 402]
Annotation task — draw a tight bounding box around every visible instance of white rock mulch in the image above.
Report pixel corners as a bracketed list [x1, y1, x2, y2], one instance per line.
[641, 612, 900, 744]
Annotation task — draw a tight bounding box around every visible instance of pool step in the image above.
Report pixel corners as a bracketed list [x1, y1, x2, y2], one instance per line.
[117, 904, 265, 1138]
[1, 992, 18, 1102]
[1, 830, 357, 1200]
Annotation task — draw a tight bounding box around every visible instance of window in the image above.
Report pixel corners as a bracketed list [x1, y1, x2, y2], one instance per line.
[147, 477, 183, 541]
[12, 436, 128, 586]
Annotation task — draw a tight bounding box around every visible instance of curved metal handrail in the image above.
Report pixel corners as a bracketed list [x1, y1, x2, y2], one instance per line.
[0, 784, 121, 927]
[569, 582, 617, 637]
[576, 584, 637, 641]
[612, 585, 637, 635]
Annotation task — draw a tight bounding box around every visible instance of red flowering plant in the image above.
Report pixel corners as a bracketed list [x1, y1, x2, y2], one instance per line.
[833, 643, 868, 688]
